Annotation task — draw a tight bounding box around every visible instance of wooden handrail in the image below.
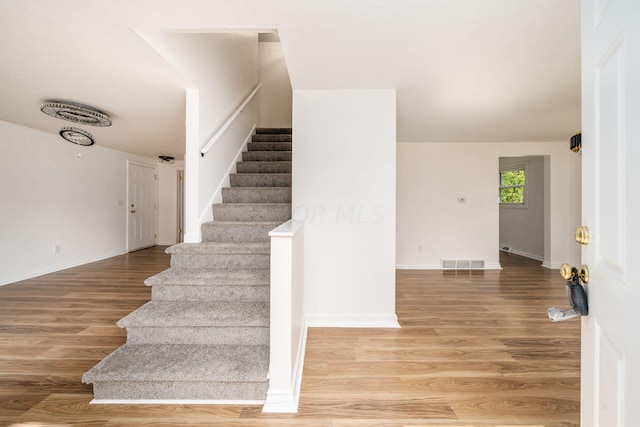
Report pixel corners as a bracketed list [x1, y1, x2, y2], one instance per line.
[200, 82, 262, 157]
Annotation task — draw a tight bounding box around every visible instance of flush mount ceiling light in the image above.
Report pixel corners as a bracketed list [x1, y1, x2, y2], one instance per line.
[41, 101, 111, 127]
[59, 127, 95, 146]
[158, 155, 175, 164]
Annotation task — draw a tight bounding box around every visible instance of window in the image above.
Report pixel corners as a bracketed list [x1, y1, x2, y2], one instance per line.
[499, 166, 526, 204]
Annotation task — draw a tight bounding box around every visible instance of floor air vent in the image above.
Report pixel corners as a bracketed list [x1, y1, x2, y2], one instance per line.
[441, 259, 485, 270]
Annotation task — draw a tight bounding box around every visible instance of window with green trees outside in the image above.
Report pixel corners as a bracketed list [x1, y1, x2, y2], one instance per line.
[499, 167, 526, 204]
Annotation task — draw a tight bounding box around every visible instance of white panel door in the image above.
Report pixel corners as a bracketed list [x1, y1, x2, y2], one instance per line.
[127, 162, 157, 251]
[581, 0, 640, 425]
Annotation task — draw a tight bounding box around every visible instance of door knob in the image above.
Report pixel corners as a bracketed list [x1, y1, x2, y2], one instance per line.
[130, 210, 136, 214]
[575, 226, 590, 245]
[548, 263, 589, 321]
[578, 265, 589, 284]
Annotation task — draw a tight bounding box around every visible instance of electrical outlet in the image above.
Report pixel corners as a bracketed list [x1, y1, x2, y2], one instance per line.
[418, 245, 423, 252]
[53, 244, 61, 254]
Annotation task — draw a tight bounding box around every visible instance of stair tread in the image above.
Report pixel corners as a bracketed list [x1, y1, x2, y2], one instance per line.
[118, 301, 269, 327]
[166, 242, 270, 255]
[145, 268, 270, 286]
[83, 344, 268, 383]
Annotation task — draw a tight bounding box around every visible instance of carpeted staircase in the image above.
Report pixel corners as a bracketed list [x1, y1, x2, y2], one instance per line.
[83, 128, 292, 402]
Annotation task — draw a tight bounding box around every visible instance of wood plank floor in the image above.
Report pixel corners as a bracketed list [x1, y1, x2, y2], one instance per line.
[0, 248, 580, 426]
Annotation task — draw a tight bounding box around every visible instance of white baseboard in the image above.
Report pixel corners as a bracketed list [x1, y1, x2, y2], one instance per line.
[542, 261, 563, 269]
[396, 263, 441, 270]
[90, 399, 264, 405]
[502, 247, 544, 262]
[0, 249, 127, 287]
[305, 313, 400, 328]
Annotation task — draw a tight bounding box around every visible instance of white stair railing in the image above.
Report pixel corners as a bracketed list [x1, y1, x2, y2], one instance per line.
[200, 82, 262, 157]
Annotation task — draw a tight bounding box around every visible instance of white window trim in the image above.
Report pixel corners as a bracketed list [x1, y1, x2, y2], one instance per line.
[499, 162, 528, 209]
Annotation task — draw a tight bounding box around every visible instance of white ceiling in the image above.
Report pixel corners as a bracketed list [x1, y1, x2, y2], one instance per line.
[0, 0, 581, 159]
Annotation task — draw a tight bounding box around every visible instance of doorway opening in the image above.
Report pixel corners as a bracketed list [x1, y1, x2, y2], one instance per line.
[498, 156, 546, 263]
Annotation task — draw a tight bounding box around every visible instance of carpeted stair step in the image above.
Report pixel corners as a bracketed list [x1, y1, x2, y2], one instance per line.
[256, 127, 291, 135]
[145, 268, 270, 302]
[230, 173, 291, 188]
[222, 187, 291, 203]
[242, 151, 291, 162]
[201, 221, 282, 243]
[236, 161, 291, 174]
[213, 203, 291, 222]
[119, 301, 269, 345]
[251, 134, 292, 142]
[168, 242, 270, 269]
[247, 142, 292, 152]
[82, 344, 269, 401]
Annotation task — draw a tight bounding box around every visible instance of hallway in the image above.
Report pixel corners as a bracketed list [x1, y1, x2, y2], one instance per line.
[0, 248, 579, 426]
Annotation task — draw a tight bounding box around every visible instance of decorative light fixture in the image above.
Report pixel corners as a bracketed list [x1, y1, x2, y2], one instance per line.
[570, 133, 581, 153]
[59, 127, 95, 146]
[41, 101, 111, 127]
[158, 155, 175, 164]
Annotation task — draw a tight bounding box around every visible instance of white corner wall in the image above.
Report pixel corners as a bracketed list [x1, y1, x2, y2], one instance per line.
[0, 120, 159, 286]
[157, 161, 184, 245]
[258, 41, 292, 128]
[499, 156, 545, 260]
[293, 90, 398, 327]
[397, 141, 581, 270]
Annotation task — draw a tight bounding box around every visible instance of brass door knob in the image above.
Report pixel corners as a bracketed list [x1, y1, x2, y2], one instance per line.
[560, 263, 589, 284]
[560, 263, 575, 280]
[130, 210, 136, 214]
[575, 226, 590, 245]
[578, 265, 589, 284]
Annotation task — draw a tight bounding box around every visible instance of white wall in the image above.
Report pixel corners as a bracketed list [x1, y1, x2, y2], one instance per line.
[157, 161, 184, 245]
[141, 32, 260, 242]
[258, 40, 292, 128]
[397, 141, 581, 270]
[293, 90, 398, 327]
[0, 120, 158, 286]
[499, 156, 545, 260]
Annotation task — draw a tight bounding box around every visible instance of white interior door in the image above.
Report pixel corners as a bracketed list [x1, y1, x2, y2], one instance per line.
[127, 162, 157, 251]
[581, 0, 640, 425]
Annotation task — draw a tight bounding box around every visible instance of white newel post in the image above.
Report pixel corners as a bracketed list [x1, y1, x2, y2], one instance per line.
[263, 220, 306, 413]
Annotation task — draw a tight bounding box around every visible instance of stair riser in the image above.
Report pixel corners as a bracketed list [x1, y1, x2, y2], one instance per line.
[230, 174, 291, 187]
[152, 285, 269, 302]
[92, 381, 268, 401]
[222, 188, 291, 203]
[251, 134, 292, 142]
[247, 142, 292, 151]
[201, 223, 279, 243]
[170, 253, 269, 269]
[212, 204, 291, 222]
[126, 327, 269, 345]
[236, 162, 292, 173]
[242, 151, 292, 162]
[256, 127, 292, 135]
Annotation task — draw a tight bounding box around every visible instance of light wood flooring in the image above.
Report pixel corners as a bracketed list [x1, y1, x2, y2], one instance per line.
[0, 247, 580, 426]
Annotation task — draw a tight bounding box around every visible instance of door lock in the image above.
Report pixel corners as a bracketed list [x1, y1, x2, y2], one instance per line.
[548, 263, 589, 322]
